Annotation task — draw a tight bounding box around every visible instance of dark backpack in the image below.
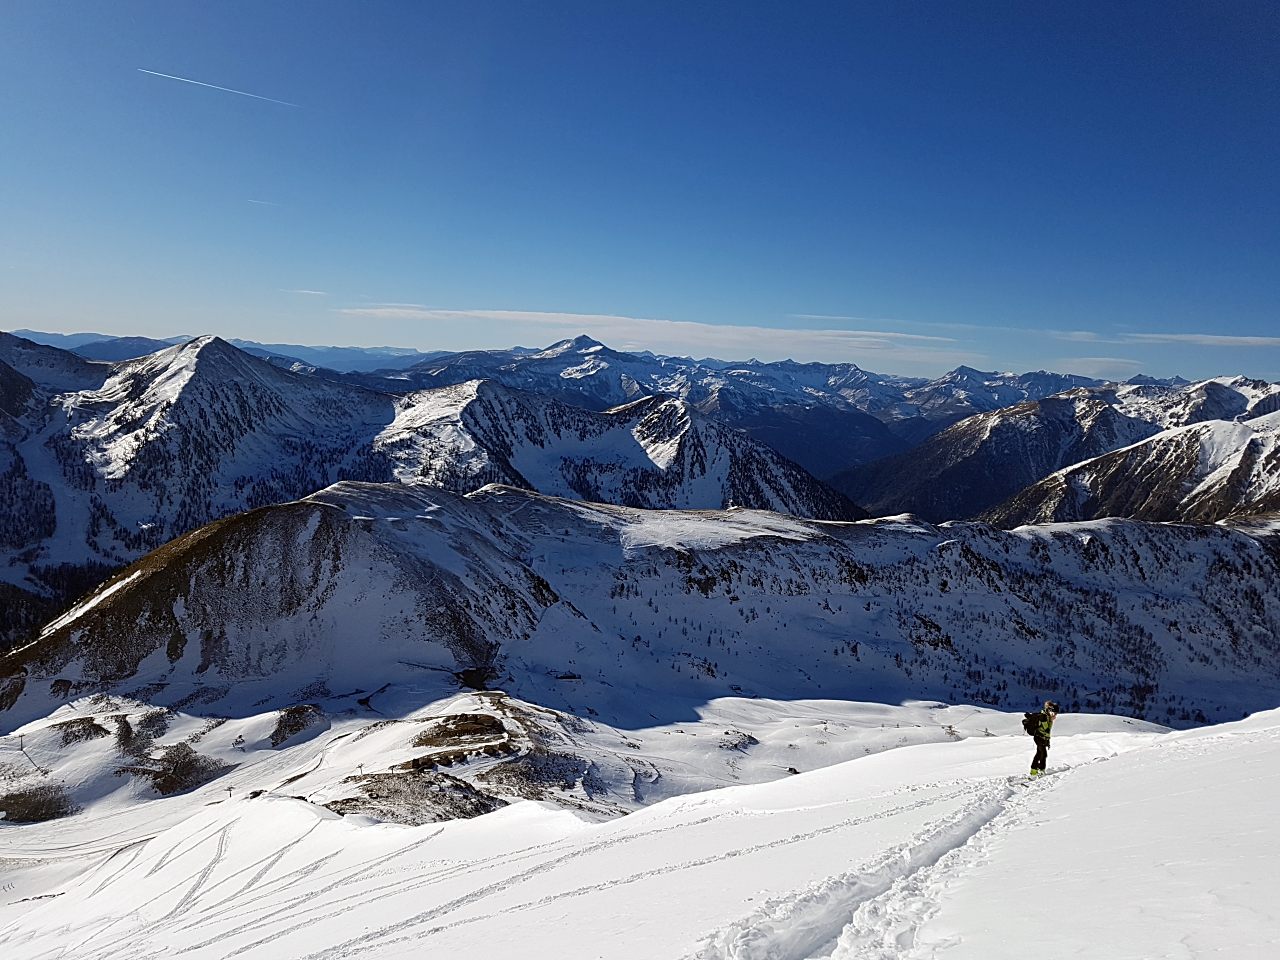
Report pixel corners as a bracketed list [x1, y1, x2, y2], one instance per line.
[1022, 712, 1042, 736]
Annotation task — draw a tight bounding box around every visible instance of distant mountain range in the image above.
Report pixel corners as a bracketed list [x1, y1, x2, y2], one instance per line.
[832, 376, 1280, 525]
[8, 325, 1280, 551]
[322, 336, 1111, 476]
[0, 332, 859, 650]
[11, 330, 1123, 478]
[11, 329, 437, 372]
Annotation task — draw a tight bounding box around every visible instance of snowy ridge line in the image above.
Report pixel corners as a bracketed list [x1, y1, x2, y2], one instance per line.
[290, 783, 990, 960]
[686, 780, 1017, 960]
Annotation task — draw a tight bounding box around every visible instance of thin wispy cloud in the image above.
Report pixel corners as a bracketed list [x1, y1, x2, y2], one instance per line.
[247, 199, 280, 206]
[335, 307, 982, 367]
[783, 315, 954, 343]
[138, 69, 298, 107]
[282, 289, 328, 296]
[1055, 356, 1146, 379]
[1048, 330, 1108, 343]
[1122, 333, 1280, 348]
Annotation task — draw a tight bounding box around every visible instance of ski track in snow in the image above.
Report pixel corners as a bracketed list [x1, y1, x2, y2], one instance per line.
[813, 776, 1064, 960]
[686, 777, 1031, 960]
[0, 774, 1002, 960]
[294, 784, 993, 960]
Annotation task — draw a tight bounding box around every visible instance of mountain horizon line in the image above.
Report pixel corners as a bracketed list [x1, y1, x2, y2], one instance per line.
[9, 327, 1216, 386]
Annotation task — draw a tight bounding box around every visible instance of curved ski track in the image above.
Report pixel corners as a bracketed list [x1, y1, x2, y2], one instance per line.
[687, 770, 1068, 960]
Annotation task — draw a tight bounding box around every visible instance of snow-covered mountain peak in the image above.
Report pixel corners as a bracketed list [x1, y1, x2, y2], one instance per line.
[377, 379, 863, 519]
[534, 334, 610, 359]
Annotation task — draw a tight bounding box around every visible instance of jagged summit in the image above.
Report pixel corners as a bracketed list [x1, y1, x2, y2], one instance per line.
[378, 378, 865, 519]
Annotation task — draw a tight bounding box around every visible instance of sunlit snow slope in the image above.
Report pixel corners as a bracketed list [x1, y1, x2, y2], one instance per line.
[2, 706, 1273, 960]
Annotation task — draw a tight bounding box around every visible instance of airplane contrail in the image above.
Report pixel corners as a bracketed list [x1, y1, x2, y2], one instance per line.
[138, 69, 298, 107]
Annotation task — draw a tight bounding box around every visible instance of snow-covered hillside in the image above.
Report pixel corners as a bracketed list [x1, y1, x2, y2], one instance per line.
[5, 481, 1279, 736]
[1111, 374, 1280, 427]
[830, 394, 1160, 522]
[0, 334, 856, 650]
[833, 375, 1280, 523]
[986, 409, 1280, 526]
[1, 700, 1273, 959]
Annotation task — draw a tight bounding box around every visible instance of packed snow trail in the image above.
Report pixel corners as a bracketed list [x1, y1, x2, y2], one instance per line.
[686, 780, 1016, 960]
[882, 716, 1280, 960]
[812, 773, 1066, 960]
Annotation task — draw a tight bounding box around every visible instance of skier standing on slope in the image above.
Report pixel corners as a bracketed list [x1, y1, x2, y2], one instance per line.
[1023, 700, 1059, 776]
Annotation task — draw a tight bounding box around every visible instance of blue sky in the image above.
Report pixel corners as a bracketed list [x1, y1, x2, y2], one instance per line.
[1, 2, 1277, 378]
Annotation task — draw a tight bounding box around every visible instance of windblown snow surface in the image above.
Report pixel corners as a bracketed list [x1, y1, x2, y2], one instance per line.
[0, 701, 1274, 959]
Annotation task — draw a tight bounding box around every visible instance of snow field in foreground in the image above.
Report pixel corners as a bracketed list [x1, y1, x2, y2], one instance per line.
[3, 707, 1275, 959]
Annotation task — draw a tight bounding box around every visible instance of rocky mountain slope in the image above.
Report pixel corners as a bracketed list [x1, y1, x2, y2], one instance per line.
[0, 334, 859, 650]
[985, 410, 1280, 526]
[5, 481, 1278, 737]
[832, 375, 1280, 523]
[829, 394, 1160, 523]
[378, 380, 863, 518]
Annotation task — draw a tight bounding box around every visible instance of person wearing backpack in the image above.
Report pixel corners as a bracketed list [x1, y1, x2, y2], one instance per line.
[1022, 700, 1059, 776]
